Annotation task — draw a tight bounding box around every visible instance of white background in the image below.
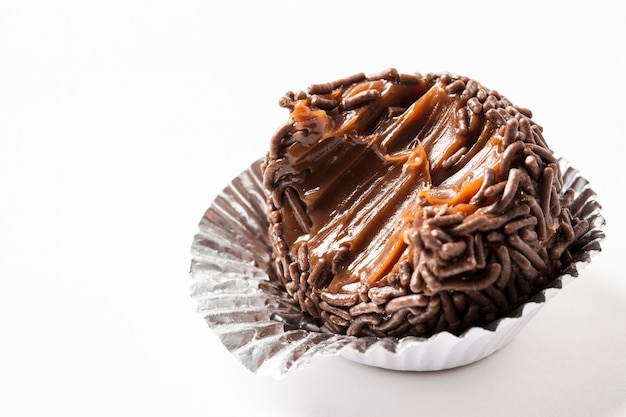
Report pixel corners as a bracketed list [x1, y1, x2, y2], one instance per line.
[1, 1, 625, 416]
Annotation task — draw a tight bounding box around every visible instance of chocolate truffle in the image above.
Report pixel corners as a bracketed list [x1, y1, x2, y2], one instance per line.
[262, 69, 589, 338]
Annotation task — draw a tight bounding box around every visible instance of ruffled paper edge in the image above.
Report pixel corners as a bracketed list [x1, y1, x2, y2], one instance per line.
[189, 158, 604, 378]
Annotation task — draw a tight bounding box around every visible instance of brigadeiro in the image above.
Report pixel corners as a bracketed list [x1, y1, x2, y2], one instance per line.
[262, 68, 593, 339]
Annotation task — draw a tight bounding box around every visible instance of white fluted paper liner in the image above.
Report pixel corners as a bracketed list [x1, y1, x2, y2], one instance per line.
[189, 158, 604, 378]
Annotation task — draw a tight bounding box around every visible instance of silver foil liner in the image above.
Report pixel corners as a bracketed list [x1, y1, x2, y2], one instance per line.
[189, 158, 604, 378]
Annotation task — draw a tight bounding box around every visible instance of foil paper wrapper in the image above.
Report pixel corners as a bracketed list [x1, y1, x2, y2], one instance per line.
[189, 158, 604, 378]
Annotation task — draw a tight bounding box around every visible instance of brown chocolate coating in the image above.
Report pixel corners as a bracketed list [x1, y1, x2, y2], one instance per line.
[263, 69, 589, 337]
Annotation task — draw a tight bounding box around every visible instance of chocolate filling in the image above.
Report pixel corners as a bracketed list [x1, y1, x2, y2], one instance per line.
[263, 69, 589, 337]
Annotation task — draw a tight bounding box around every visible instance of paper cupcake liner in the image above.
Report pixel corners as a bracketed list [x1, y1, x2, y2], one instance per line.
[189, 158, 604, 378]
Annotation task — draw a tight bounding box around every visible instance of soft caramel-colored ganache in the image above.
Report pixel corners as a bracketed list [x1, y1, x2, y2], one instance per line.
[263, 69, 589, 337]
